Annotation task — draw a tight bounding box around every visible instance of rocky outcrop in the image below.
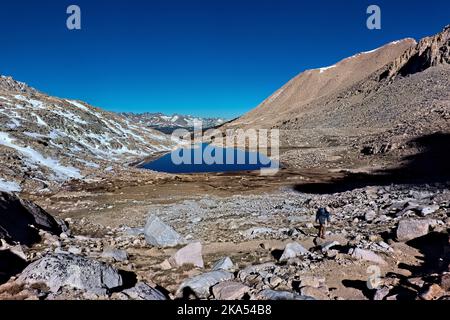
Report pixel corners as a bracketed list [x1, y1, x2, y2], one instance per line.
[0, 192, 63, 246]
[0, 75, 36, 94]
[382, 25, 450, 79]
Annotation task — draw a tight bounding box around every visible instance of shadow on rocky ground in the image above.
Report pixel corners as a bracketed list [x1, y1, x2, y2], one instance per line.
[341, 280, 374, 299]
[400, 231, 450, 276]
[0, 250, 27, 285]
[387, 231, 450, 299]
[293, 133, 450, 194]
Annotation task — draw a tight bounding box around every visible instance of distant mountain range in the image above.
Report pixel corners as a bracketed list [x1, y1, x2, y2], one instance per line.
[121, 112, 227, 133]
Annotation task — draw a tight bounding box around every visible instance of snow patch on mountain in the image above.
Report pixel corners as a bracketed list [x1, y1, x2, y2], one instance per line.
[0, 131, 82, 180]
[0, 178, 22, 192]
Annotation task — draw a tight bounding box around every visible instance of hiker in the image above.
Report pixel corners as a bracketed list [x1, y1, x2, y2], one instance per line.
[315, 207, 331, 239]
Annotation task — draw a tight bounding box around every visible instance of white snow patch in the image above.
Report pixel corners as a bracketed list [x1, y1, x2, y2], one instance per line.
[6, 118, 21, 129]
[33, 113, 48, 126]
[0, 131, 82, 180]
[75, 158, 100, 168]
[319, 65, 336, 73]
[23, 132, 49, 139]
[14, 95, 45, 109]
[0, 178, 22, 192]
[51, 109, 88, 125]
[67, 100, 90, 112]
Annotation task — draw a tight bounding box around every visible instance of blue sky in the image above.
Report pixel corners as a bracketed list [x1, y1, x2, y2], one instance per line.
[0, 0, 449, 118]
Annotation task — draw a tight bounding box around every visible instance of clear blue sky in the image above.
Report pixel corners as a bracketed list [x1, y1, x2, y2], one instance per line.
[0, 0, 449, 118]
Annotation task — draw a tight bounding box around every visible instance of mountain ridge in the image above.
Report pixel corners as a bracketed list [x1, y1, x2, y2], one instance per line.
[0, 77, 174, 193]
[221, 25, 450, 171]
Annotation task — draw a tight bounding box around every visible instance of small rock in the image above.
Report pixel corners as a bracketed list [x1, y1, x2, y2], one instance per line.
[299, 276, 325, 288]
[212, 257, 234, 271]
[123, 227, 145, 237]
[122, 282, 167, 300]
[407, 277, 425, 288]
[279, 242, 308, 261]
[326, 249, 338, 258]
[349, 248, 387, 265]
[420, 284, 445, 300]
[212, 281, 250, 300]
[320, 241, 340, 253]
[242, 227, 275, 239]
[440, 274, 450, 291]
[168, 242, 204, 268]
[159, 259, 172, 270]
[300, 286, 329, 300]
[378, 241, 394, 252]
[373, 286, 390, 300]
[68, 247, 82, 255]
[253, 289, 314, 300]
[364, 210, 377, 222]
[54, 247, 69, 254]
[101, 248, 129, 262]
[9, 245, 27, 261]
[177, 271, 233, 298]
[238, 263, 276, 282]
[419, 205, 439, 217]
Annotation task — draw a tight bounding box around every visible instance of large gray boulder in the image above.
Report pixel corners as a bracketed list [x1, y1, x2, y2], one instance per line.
[144, 215, 184, 247]
[122, 282, 167, 300]
[177, 271, 234, 298]
[396, 219, 431, 242]
[279, 242, 309, 261]
[168, 241, 204, 268]
[17, 253, 123, 294]
[0, 192, 63, 246]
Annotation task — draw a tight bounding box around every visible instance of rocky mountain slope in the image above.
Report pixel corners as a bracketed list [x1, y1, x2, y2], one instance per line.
[0, 77, 174, 193]
[223, 25, 450, 171]
[122, 112, 226, 133]
[1, 183, 449, 300]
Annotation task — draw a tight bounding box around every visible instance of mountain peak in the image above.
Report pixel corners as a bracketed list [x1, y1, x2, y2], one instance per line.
[0, 75, 36, 94]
